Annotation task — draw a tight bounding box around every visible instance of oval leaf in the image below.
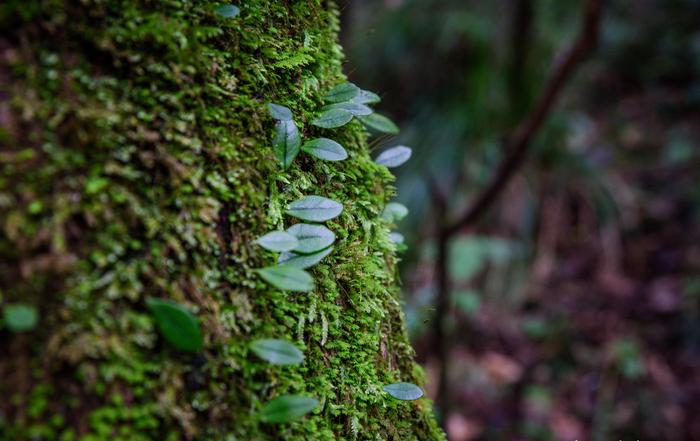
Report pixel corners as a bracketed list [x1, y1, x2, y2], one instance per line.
[382, 202, 409, 222]
[375, 146, 412, 168]
[250, 339, 304, 365]
[273, 120, 301, 169]
[301, 138, 348, 161]
[255, 231, 299, 252]
[286, 196, 343, 222]
[256, 266, 314, 292]
[383, 382, 424, 401]
[287, 223, 335, 254]
[267, 103, 292, 121]
[312, 108, 353, 129]
[215, 4, 240, 17]
[323, 82, 360, 103]
[359, 113, 399, 135]
[278, 247, 334, 269]
[353, 89, 381, 105]
[146, 298, 203, 352]
[389, 232, 405, 244]
[260, 395, 319, 423]
[323, 102, 373, 116]
[3, 304, 38, 332]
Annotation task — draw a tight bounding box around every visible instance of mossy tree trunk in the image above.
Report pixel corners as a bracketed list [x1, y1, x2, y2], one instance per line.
[0, 1, 444, 439]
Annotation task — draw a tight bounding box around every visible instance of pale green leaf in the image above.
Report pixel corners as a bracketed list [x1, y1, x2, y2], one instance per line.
[323, 102, 373, 116]
[260, 395, 319, 423]
[323, 82, 359, 103]
[382, 202, 409, 222]
[273, 120, 301, 169]
[359, 113, 399, 134]
[286, 196, 343, 222]
[278, 247, 334, 269]
[301, 138, 348, 161]
[215, 4, 239, 17]
[312, 108, 353, 129]
[250, 339, 304, 365]
[267, 103, 292, 121]
[383, 382, 424, 401]
[255, 231, 299, 252]
[3, 304, 38, 332]
[353, 89, 381, 104]
[374, 146, 412, 168]
[287, 223, 335, 254]
[256, 266, 314, 292]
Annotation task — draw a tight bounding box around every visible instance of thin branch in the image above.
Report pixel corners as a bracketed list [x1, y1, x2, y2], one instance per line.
[446, 0, 603, 236]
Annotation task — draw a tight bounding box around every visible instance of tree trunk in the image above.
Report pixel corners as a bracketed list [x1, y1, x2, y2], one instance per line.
[0, 1, 444, 439]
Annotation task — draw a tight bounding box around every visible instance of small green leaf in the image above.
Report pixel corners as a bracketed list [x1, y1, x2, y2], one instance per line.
[312, 108, 353, 129]
[260, 395, 319, 423]
[287, 223, 335, 254]
[273, 120, 301, 169]
[267, 103, 292, 121]
[359, 113, 399, 134]
[250, 339, 304, 365]
[382, 202, 409, 222]
[323, 102, 373, 116]
[215, 4, 240, 17]
[375, 146, 412, 168]
[383, 382, 424, 401]
[301, 138, 348, 161]
[278, 247, 334, 269]
[353, 89, 381, 104]
[389, 232, 405, 244]
[146, 298, 203, 352]
[323, 82, 360, 103]
[3, 304, 38, 332]
[255, 231, 299, 252]
[287, 196, 343, 222]
[256, 266, 314, 292]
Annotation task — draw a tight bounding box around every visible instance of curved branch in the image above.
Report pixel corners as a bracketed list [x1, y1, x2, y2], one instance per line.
[446, 0, 603, 236]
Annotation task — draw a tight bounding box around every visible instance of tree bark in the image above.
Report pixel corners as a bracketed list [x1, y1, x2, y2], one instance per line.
[0, 1, 444, 439]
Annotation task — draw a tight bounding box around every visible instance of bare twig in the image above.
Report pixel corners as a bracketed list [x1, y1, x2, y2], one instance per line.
[445, 0, 603, 236]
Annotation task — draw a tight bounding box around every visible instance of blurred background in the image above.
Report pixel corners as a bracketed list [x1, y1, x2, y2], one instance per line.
[339, 0, 700, 439]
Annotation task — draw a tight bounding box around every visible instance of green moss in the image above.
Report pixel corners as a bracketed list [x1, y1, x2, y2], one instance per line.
[0, 0, 444, 439]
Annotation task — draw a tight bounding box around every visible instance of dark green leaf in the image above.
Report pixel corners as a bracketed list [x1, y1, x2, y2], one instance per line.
[256, 266, 314, 292]
[353, 89, 381, 104]
[359, 113, 399, 134]
[382, 202, 409, 222]
[383, 382, 424, 401]
[389, 232, 405, 244]
[255, 231, 299, 252]
[323, 82, 360, 103]
[323, 102, 373, 116]
[374, 146, 412, 168]
[286, 196, 343, 222]
[267, 103, 292, 121]
[278, 247, 333, 269]
[3, 304, 38, 332]
[215, 4, 240, 17]
[273, 120, 301, 169]
[312, 108, 353, 129]
[287, 223, 335, 254]
[301, 138, 348, 161]
[260, 395, 319, 423]
[146, 298, 203, 352]
[250, 339, 304, 365]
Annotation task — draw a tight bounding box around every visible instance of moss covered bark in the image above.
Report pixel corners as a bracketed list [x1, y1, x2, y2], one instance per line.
[0, 1, 444, 439]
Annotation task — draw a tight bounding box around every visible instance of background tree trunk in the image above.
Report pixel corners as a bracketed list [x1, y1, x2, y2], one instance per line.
[0, 1, 444, 439]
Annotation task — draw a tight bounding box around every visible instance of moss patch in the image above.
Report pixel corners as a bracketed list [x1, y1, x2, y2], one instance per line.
[0, 0, 444, 439]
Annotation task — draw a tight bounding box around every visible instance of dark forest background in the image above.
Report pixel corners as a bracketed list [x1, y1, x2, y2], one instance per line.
[340, 0, 700, 439]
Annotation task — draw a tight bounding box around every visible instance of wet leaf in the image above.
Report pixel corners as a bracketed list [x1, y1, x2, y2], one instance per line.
[278, 247, 334, 269]
[374, 146, 412, 168]
[382, 202, 409, 222]
[383, 382, 424, 401]
[255, 231, 299, 252]
[267, 103, 292, 121]
[250, 339, 304, 365]
[323, 82, 360, 103]
[286, 196, 343, 222]
[3, 304, 38, 332]
[301, 138, 348, 161]
[312, 108, 353, 129]
[260, 395, 319, 423]
[256, 266, 314, 292]
[389, 232, 405, 244]
[353, 89, 381, 104]
[359, 113, 399, 134]
[287, 223, 335, 254]
[146, 298, 203, 352]
[215, 4, 240, 17]
[323, 102, 373, 116]
[273, 120, 301, 169]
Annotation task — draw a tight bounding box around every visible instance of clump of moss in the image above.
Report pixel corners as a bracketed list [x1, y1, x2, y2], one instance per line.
[0, 1, 444, 439]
